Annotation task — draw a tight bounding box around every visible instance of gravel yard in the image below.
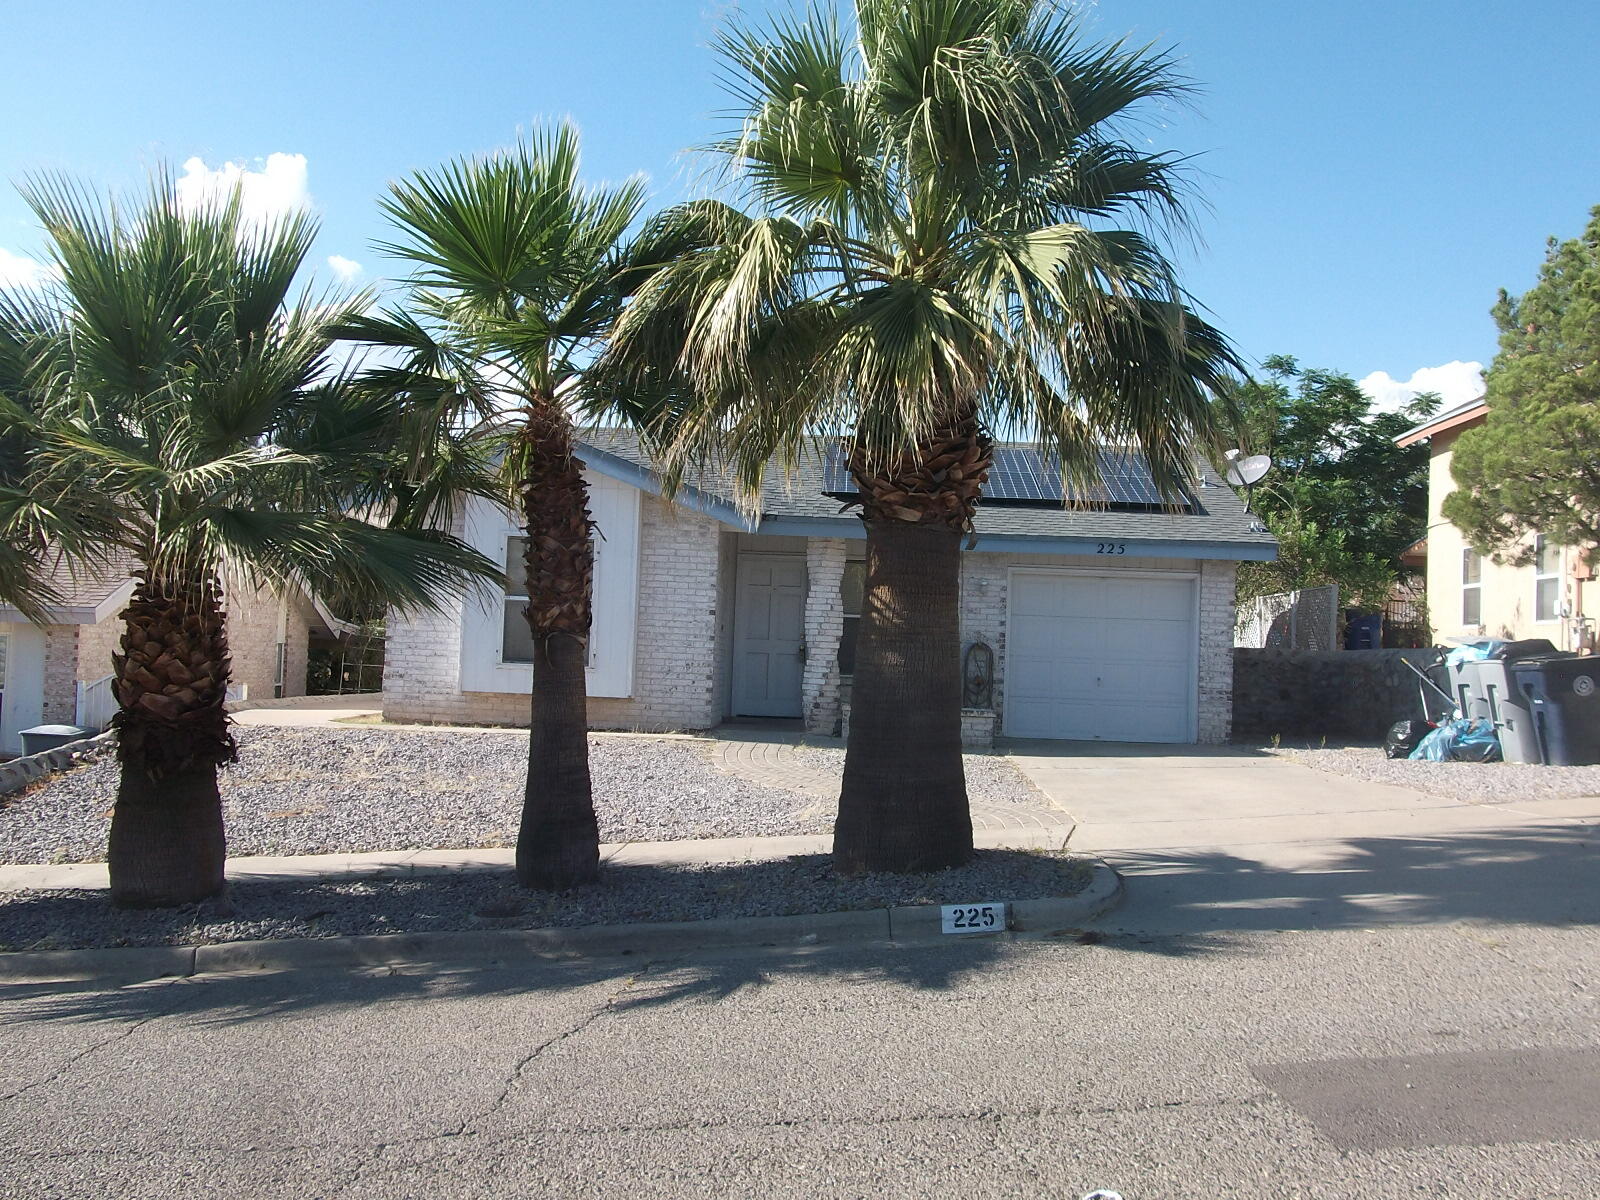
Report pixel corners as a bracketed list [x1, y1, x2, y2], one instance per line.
[791, 745, 1047, 807]
[0, 849, 1091, 951]
[0, 726, 1047, 865]
[1268, 744, 1600, 803]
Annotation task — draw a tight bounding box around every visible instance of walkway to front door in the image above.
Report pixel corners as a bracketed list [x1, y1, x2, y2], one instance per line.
[731, 554, 807, 718]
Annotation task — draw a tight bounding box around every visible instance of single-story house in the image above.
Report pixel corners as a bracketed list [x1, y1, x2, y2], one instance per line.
[0, 556, 348, 756]
[384, 433, 1277, 746]
[1396, 397, 1593, 651]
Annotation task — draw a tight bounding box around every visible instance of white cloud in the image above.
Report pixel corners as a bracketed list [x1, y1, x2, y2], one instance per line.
[1359, 360, 1485, 415]
[0, 246, 57, 289]
[174, 153, 310, 226]
[326, 254, 363, 282]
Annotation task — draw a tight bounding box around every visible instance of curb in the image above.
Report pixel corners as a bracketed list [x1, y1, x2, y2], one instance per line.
[0, 861, 1124, 985]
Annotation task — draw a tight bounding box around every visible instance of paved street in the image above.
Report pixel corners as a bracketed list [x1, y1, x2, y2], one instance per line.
[3, 748, 1598, 1199]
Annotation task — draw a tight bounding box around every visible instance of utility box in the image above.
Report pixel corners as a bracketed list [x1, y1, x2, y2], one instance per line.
[1512, 657, 1600, 766]
[19, 724, 90, 756]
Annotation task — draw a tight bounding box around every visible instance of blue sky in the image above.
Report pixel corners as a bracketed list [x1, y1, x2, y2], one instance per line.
[4, 0, 1597, 410]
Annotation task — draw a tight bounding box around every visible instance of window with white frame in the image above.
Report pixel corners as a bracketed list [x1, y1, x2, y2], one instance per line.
[838, 560, 865, 674]
[1534, 534, 1562, 622]
[1462, 548, 1482, 626]
[500, 533, 599, 665]
[502, 536, 534, 663]
[461, 478, 639, 698]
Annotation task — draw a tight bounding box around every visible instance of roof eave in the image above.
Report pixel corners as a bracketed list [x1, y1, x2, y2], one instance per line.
[576, 441, 754, 532]
[755, 515, 1277, 561]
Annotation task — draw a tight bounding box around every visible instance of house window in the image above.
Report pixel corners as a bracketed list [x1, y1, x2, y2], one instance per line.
[501, 533, 599, 665]
[1462, 548, 1482, 627]
[838, 561, 865, 674]
[1535, 534, 1562, 623]
[502, 536, 535, 664]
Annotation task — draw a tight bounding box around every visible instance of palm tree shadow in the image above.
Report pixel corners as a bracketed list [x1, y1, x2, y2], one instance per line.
[1094, 820, 1600, 935]
[7, 820, 1590, 1029]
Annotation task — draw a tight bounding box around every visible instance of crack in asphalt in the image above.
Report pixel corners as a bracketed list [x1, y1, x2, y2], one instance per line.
[0, 978, 195, 1104]
[323, 957, 670, 1198]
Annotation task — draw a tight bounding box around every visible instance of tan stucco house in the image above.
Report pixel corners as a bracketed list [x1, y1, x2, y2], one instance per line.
[1397, 397, 1593, 651]
[384, 434, 1277, 747]
[0, 556, 347, 756]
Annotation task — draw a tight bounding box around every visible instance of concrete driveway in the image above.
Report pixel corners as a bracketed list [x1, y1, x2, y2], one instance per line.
[1003, 740, 1600, 934]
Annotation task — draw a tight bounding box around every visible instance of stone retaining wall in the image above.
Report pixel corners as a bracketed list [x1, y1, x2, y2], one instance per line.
[0, 730, 117, 796]
[1232, 648, 1440, 742]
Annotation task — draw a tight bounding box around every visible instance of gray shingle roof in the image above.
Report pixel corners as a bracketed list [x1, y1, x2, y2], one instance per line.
[577, 429, 1276, 559]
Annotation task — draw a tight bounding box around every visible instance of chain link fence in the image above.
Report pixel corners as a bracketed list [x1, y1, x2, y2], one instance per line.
[1235, 585, 1340, 650]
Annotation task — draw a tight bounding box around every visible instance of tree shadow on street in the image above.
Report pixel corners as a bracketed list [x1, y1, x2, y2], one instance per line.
[3, 819, 1592, 1030]
[1094, 819, 1599, 936]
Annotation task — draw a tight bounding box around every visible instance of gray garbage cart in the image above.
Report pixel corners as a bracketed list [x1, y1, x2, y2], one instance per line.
[1512, 657, 1600, 766]
[1447, 640, 1558, 764]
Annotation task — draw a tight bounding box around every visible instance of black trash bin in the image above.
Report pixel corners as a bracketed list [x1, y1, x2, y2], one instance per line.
[1512, 657, 1600, 766]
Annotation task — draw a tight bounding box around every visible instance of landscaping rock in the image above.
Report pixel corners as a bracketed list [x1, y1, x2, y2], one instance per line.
[0, 849, 1093, 951]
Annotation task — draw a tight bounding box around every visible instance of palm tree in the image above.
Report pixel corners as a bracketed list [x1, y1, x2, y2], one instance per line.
[339, 125, 676, 890]
[5, 174, 499, 907]
[0, 294, 118, 621]
[598, 0, 1241, 874]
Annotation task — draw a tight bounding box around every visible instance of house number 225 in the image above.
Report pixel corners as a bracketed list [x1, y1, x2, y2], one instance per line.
[1095, 542, 1127, 555]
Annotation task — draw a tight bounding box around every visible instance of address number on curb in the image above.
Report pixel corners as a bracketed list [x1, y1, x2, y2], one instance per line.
[941, 902, 1007, 934]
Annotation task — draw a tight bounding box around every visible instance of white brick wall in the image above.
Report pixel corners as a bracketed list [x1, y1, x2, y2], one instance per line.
[800, 538, 846, 734]
[383, 495, 730, 731]
[1196, 559, 1238, 744]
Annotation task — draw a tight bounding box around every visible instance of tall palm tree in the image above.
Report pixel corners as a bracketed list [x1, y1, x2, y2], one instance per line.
[5, 174, 499, 907]
[339, 125, 676, 890]
[598, 0, 1241, 874]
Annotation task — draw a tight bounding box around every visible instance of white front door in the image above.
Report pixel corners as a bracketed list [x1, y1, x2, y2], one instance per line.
[1004, 571, 1198, 743]
[732, 555, 807, 718]
[0, 623, 47, 757]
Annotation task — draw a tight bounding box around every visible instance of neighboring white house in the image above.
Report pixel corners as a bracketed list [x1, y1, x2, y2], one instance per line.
[0, 555, 348, 756]
[384, 433, 1277, 747]
[1396, 397, 1594, 652]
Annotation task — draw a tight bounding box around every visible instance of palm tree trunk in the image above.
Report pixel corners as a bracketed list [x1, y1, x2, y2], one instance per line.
[107, 570, 236, 907]
[109, 765, 226, 908]
[519, 632, 599, 888]
[514, 402, 600, 890]
[835, 519, 972, 874]
[833, 419, 992, 875]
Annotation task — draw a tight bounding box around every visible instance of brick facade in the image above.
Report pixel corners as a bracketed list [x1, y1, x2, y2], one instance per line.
[28, 582, 317, 730]
[39, 626, 79, 724]
[384, 496, 730, 731]
[800, 538, 847, 735]
[382, 483, 1244, 743]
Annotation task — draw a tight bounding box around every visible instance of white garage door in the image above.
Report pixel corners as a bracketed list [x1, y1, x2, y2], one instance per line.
[1004, 571, 1197, 743]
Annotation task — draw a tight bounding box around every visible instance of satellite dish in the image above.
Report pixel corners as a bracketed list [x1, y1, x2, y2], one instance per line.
[1223, 454, 1272, 487]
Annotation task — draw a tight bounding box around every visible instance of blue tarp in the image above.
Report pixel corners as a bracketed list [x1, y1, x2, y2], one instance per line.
[1409, 717, 1503, 763]
[1445, 640, 1505, 670]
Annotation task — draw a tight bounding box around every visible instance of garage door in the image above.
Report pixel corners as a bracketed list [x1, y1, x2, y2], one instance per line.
[1005, 571, 1197, 743]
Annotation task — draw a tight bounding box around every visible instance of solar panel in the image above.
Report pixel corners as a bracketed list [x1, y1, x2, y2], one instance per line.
[820, 442, 1189, 511]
